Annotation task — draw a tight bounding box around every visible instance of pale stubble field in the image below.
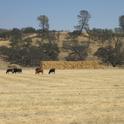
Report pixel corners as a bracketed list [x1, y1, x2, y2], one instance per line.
[0, 69, 124, 124]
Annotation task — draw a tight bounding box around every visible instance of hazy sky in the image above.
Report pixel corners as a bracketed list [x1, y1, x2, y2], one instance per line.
[0, 0, 124, 30]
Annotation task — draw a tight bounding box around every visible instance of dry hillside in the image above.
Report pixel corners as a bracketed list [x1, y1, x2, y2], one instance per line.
[0, 32, 118, 67]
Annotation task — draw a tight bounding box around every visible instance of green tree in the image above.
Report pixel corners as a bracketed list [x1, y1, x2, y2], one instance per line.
[40, 42, 60, 60]
[95, 39, 124, 67]
[21, 27, 36, 34]
[74, 10, 91, 34]
[63, 33, 89, 60]
[10, 28, 22, 47]
[119, 15, 124, 32]
[0, 29, 10, 39]
[37, 15, 49, 31]
[37, 15, 50, 44]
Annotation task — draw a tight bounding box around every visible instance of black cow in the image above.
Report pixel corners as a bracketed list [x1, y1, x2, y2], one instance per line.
[13, 68, 22, 73]
[48, 68, 55, 74]
[6, 68, 14, 74]
[6, 68, 22, 74]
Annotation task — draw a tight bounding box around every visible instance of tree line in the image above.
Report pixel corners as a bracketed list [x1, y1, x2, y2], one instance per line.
[0, 10, 124, 67]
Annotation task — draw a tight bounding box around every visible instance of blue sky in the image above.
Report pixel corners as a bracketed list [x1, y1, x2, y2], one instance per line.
[0, 0, 124, 30]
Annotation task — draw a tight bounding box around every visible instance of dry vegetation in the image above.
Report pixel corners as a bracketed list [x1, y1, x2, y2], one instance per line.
[0, 69, 124, 124]
[0, 32, 102, 60]
[41, 60, 105, 69]
[0, 40, 10, 47]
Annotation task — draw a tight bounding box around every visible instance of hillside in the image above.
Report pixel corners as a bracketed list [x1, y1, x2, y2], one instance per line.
[0, 31, 122, 67]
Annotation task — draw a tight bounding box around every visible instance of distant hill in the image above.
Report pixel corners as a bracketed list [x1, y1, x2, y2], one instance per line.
[0, 31, 122, 67]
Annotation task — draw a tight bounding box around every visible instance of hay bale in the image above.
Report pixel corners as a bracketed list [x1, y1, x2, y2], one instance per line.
[41, 60, 105, 69]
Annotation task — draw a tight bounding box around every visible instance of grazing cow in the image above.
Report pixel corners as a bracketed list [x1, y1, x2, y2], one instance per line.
[6, 68, 22, 74]
[6, 68, 14, 74]
[48, 68, 55, 74]
[35, 67, 43, 74]
[13, 68, 22, 73]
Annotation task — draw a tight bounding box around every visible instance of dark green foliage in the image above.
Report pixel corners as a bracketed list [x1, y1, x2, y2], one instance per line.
[37, 15, 49, 31]
[89, 28, 114, 43]
[65, 44, 89, 61]
[36, 27, 60, 61]
[95, 41, 124, 67]
[68, 31, 80, 39]
[0, 30, 60, 66]
[40, 42, 60, 60]
[0, 29, 11, 39]
[95, 46, 116, 66]
[21, 27, 36, 34]
[63, 32, 89, 61]
[119, 15, 124, 32]
[0, 45, 59, 66]
[74, 10, 91, 34]
[10, 28, 22, 47]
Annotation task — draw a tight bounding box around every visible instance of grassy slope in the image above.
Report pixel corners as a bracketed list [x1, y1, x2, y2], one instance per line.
[0, 69, 124, 124]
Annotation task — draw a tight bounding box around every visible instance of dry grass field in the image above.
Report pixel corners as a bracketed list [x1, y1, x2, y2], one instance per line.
[0, 69, 124, 124]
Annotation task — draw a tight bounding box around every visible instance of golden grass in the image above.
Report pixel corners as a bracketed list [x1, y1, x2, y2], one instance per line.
[0, 40, 10, 47]
[41, 60, 105, 69]
[0, 69, 124, 124]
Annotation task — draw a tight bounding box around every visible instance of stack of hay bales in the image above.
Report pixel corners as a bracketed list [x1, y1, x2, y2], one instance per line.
[41, 60, 105, 69]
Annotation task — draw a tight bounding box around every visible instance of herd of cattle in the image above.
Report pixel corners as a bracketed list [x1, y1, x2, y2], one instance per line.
[6, 67, 55, 74]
